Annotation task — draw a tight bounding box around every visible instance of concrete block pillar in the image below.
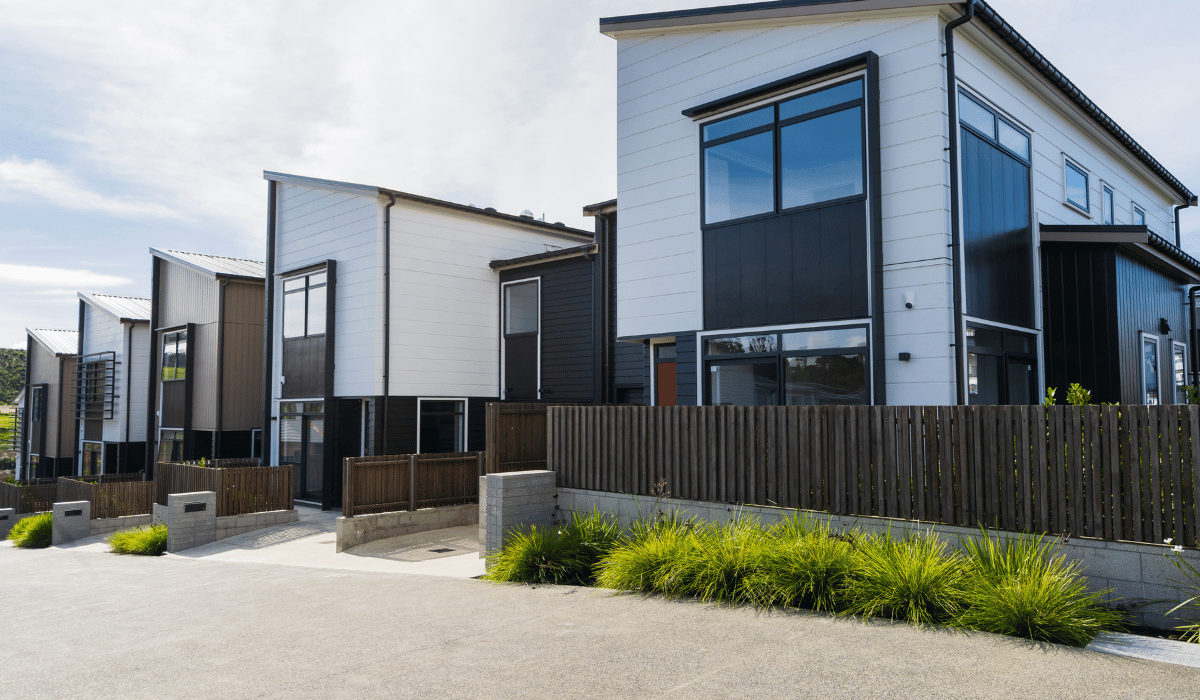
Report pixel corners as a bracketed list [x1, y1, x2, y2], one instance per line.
[165, 491, 217, 553]
[483, 470, 556, 557]
[0, 508, 15, 540]
[51, 501, 91, 545]
[478, 476, 488, 557]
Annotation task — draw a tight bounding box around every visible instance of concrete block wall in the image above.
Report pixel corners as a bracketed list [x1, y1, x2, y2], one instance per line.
[557, 488, 1200, 632]
[51, 501, 90, 545]
[90, 514, 153, 538]
[216, 510, 299, 542]
[165, 492, 217, 553]
[0, 508, 15, 539]
[336, 504, 477, 552]
[482, 470, 556, 556]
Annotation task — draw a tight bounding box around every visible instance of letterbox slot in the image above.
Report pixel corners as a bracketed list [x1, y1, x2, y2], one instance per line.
[65, 509, 83, 517]
[184, 502, 206, 513]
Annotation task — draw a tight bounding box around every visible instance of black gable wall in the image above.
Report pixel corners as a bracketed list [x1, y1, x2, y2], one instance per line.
[1115, 251, 1189, 404]
[1041, 244, 1120, 403]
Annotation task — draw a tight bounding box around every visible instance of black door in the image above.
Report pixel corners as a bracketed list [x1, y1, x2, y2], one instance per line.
[503, 280, 539, 401]
[28, 384, 47, 475]
[280, 406, 325, 501]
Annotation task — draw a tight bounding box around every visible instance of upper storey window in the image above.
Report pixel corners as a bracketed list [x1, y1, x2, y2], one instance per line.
[283, 271, 327, 339]
[702, 77, 865, 226]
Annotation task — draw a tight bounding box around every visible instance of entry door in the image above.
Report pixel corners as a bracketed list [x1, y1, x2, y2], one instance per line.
[29, 384, 47, 463]
[655, 344, 677, 406]
[281, 414, 324, 500]
[503, 280, 539, 401]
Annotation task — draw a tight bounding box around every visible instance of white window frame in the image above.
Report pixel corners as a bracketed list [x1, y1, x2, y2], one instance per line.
[416, 397, 468, 454]
[1062, 154, 1091, 216]
[1131, 201, 1147, 227]
[1100, 182, 1115, 226]
[499, 277, 541, 401]
[1140, 331, 1161, 405]
[1173, 340, 1189, 405]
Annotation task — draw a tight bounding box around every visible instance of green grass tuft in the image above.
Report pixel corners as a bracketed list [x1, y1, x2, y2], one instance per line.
[483, 525, 589, 585]
[745, 522, 859, 612]
[674, 518, 770, 604]
[8, 512, 53, 548]
[108, 524, 168, 556]
[844, 529, 965, 625]
[595, 524, 696, 595]
[956, 529, 1123, 647]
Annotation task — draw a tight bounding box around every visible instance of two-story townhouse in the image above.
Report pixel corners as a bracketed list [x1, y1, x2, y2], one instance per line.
[145, 249, 266, 474]
[20, 328, 77, 479]
[76, 292, 152, 475]
[262, 172, 599, 508]
[600, 0, 1198, 408]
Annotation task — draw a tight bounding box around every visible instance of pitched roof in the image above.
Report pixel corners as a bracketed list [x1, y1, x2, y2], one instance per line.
[79, 292, 151, 323]
[600, 0, 1194, 202]
[151, 248, 265, 280]
[27, 328, 78, 356]
[263, 171, 595, 240]
[489, 243, 598, 269]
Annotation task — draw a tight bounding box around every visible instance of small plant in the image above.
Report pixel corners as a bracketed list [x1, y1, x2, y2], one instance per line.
[1042, 387, 1057, 406]
[1065, 383, 1092, 406]
[484, 525, 590, 585]
[1185, 385, 1200, 406]
[745, 519, 859, 612]
[1164, 544, 1200, 643]
[8, 512, 52, 548]
[844, 529, 965, 625]
[956, 529, 1122, 647]
[108, 524, 168, 556]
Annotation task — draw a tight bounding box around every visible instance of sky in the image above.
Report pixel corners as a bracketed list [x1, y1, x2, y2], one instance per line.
[2, 0, 1198, 349]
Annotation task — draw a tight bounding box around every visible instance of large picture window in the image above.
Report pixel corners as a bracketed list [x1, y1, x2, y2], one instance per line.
[161, 331, 187, 381]
[283, 271, 327, 339]
[702, 77, 865, 227]
[418, 399, 465, 453]
[704, 326, 868, 406]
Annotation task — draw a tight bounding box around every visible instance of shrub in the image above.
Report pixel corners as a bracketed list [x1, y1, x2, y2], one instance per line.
[8, 512, 52, 548]
[956, 530, 1121, 647]
[483, 525, 590, 585]
[1165, 547, 1200, 643]
[596, 523, 696, 595]
[674, 518, 771, 604]
[745, 522, 859, 612]
[108, 524, 168, 556]
[844, 529, 965, 625]
[559, 508, 623, 581]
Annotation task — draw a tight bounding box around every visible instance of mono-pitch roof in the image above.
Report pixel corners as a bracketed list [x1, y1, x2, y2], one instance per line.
[79, 292, 151, 323]
[600, 0, 1194, 202]
[263, 171, 595, 241]
[27, 328, 78, 356]
[150, 248, 265, 280]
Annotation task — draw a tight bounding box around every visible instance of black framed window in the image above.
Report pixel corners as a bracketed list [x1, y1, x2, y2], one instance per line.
[158, 429, 183, 463]
[704, 326, 869, 406]
[161, 331, 187, 381]
[1141, 332, 1160, 405]
[81, 441, 102, 476]
[283, 271, 327, 339]
[1173, 341, 1188, 405]
[1064, 160, 1089, 213]
[966, 325, 1037, 405]
[418, 399, 465, 453]
[958, 92, 1031, 164]
[1102, 185, 1115, 225]
[702, 77, 865, 227]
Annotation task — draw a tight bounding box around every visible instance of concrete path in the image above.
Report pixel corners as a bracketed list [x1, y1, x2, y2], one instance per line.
[3, 542, 1199, 699]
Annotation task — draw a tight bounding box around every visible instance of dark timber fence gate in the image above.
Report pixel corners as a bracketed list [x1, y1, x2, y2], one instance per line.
[342, 452, 484, 518]
[545, 405, 1200, 547]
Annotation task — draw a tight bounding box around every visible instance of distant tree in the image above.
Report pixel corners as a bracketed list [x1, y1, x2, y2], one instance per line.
[0, 348, 26, 404]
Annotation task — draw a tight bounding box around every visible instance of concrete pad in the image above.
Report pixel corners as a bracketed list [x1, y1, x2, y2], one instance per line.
[1088, 632, 1200, 669]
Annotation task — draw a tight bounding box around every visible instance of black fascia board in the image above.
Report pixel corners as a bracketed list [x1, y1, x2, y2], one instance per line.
[601, 0, 852, 26]
[1040, 224, 1148, 235]
[489, 243, 597, 269]
[583, 198, 617, 213]
[681, 52, 875, 119]
[1039, 223, 1200, 278]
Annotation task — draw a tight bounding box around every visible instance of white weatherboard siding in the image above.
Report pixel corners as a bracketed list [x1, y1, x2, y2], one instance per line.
[614, 9, 957, 404]
[273, 182, 384, 400]
[127, 323, 150, 447]
[80, 304, 125, 444]
[388, 201, 587, 397]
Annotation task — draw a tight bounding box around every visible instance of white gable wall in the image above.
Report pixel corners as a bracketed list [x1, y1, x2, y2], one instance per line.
[78, 304, 150, 459]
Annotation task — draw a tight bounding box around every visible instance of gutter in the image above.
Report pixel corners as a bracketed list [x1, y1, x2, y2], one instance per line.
[1176, 196, 1199, 248]
[382, 194, 396, 453]
[945, 0, 976, 406]
[216, 278, 229, 460]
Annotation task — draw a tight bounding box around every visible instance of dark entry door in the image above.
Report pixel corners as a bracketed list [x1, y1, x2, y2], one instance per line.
[655, 344, 677, 406]
[503, 280, 539, 401]
[280, 406, 325, 501]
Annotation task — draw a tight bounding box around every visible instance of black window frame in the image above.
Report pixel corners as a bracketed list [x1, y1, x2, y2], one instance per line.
[417, 398, 466, 454]
[702, 325, 871, 406]
[700, 75, 868, 230]
[282, 271, 328, 340]
[161, 330, 188, 382]
[965, 323, 1039, 405]
[957, 92, 1032, 166]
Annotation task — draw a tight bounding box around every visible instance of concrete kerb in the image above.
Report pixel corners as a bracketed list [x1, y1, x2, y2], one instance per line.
[51, 501, 90, 545]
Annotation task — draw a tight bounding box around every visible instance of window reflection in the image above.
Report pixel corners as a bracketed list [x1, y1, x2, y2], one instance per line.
[709, 363, 778, 406]
[781, 107, 863, 208]
[704, 131, 775, 224]
[785, 355, 867, 405]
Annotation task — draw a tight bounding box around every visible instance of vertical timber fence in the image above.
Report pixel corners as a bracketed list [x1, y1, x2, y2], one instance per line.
[155, 460, 293, 517]
[545, 405, 1200, 547]
[485, 403, 555, 474]
[0, 481, 57, 514]
[57, 478, 155, 519]
[342, 452, 484, 518]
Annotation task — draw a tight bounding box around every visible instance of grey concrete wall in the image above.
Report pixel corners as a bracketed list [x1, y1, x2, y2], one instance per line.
[90, 515, 154, 537]
[478, 477, 487, 556]
[0, 508, 14, 539]
[482, 470, 556, 557]
[556, 488, 1200, 631]
[216, 510, 298, 541]
[51, 501, 90, 545]
[165, 492, 217, 553]
[336, 504, 477, 553]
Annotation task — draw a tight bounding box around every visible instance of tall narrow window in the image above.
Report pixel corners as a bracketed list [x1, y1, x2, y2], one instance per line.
[502, 279, 540, 401]
[1142, 333, 1160, 405]
[1064, 159, 1089, 213]
[283, 271, 328, 339]
[1102, 185, 1115, 225]
[161, 331, 187, 381]
[1174, 341, 1189, 405]
[418, 399, 465, 453]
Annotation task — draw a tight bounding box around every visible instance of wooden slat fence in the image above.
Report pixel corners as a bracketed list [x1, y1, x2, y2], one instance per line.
[342, 452, 484, 518]
[485, 403, 553, 474]
[547, 405, 1200, 547]
[57, 478, 155, 519]
[0, 481, 57, 514]
[156, 461, 292, 517]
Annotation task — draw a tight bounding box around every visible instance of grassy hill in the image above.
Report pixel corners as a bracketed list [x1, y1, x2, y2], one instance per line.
[0, 348, 25, 405]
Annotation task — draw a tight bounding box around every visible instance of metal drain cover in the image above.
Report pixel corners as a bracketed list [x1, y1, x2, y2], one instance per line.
[429, 547, 456, 553]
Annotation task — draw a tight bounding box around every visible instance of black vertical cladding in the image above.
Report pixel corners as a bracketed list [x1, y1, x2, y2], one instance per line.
[383, 396, 418, 455]
[261, 180, 276, 465]
[1040, 244, 1120, 402]
[145, 255, 160, 476]
[322, 260, 337, 510]
[21, 335, 31, 470]
[961, 129, 1033, 329]
[332, 398, 361, 499]
[1114, 251, 1190, 403]
[606, 212, 619, 402]
[499, 257, 597, 402]
[675, 335, 698, 406]
[467, 398, 488, 451]
[182, 323, 196, 460]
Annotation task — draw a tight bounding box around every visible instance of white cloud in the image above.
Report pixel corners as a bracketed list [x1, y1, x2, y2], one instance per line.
[0, 263, 130, 288]
[0, 157, 179, 219]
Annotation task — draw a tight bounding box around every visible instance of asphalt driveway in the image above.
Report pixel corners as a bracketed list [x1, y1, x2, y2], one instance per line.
[2, 542, 1197, 699]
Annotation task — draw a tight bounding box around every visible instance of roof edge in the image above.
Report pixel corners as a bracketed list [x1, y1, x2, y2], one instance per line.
[149, 248, 265, 282]
[489, 243, 598, 270]
[78, 291, 152, 324]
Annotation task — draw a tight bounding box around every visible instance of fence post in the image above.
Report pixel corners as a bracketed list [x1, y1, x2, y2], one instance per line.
[409, 454, 417, 512]
[477, 452, 484, 477]
[344, 457, 353, 518]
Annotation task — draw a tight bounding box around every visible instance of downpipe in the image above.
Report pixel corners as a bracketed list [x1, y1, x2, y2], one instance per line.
[945, 0, 977, 406]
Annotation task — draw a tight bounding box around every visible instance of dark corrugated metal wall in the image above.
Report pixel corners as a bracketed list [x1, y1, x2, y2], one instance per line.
[1115, 251, 1189, 403]
[1040, 244, 1120, 402]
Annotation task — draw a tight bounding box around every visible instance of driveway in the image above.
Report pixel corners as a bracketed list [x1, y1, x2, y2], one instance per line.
[2, 539, 1197, 699]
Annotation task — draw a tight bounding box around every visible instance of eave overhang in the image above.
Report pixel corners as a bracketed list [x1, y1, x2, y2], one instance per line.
[489, 244, 598, 271]
[1040, 224, 1200, 284]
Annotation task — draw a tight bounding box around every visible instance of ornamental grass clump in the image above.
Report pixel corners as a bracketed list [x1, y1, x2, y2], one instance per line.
[745, 518, 859, 612]
[956, 529, 1122, 647]
[107, 524, 168, 556]
[484, 510, 622, 586]
[8, 512, 52, 549]
[595, 514, 697, 595]
[674, 518, 771, 604]
[844, 529, 966, 625]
